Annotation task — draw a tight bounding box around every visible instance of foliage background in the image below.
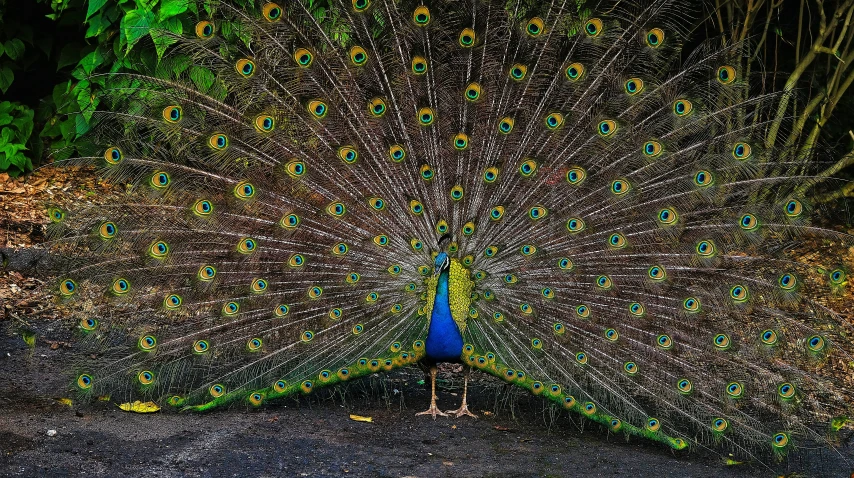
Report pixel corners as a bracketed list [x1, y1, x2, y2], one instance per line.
[1, 0, 854, 222]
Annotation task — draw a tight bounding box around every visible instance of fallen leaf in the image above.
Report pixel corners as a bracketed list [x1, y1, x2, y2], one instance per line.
[56, 398, 73, 407]
[494, 425, 512, 431]
[118, 401, 160, 413]
[349, 414, 373, 422]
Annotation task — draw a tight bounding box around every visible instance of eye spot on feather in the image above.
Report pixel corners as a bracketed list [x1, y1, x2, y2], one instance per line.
[209, 133, 229, 151]
[349, 46, 368, 66]
[647, 265, 666, 281]
[411, 56, 428, 75]
[418, 107, 435, 125]
[677, 379, 693, 394]
[576, 304, 590, 318]
[195, 21, 215, 38]
[730, 284, 749, 302]
[629, 302, 645, 316]
[519, 159, 538, 177]
[604, 328, 618, 341]
[725, 381, 744, 398]
[294, 48, 313, 67]
[262, 3, 282, 21]
[413, 6, 430, 26]
[308, 100, 328, 119]
[784, 199, 803, 217]
[162, 105, 182, 123]
[352, 0, 370, 12]
[693, 170, 714, 187]
[778, 382, 796, 399]
[643, 140, 662, 157]
[235, 58, 256, 78]
[526, 17, 544, 37]
[368, 97, 387, 117]
[646, 28, 664, 48]
[193, 340, 209, 354]
[683, 297, 700, 312]
[247, 338, 263, 351]
[237, 237, 257, 254]
[210, 384, 225, 398]
[138, 370, 155, 385]
[656, 334, 673, 349]
[453, 133, 469, 150]
[624, 362, 638, 375]
[565, 62, 584, 81]
[111, 278, 131, 296]
[584, 18, 603, 37]
[510, 64, 528, 80]
[807, 335, 826, 352]
[103, 147, 123, 165]
[673, 99, 693, 116]
[389, 144, 407, 162]
[760, 329, 779, 346]
[465, 82, 482, 101]
[222, 301, 239, 316]
[545, 112, 564, 130]
[338, 146, 358, 164]
[779, 273, 797, 290]
[717, 65, 736, 84]
[249, 392, 264, 406]
[459, 28, 476, 47]
[151, 171, 171, 189]
[164, 294, 182, 309]
[598, 120, 616, 136]
[712, 418, 728, 432]
[497, 117, 514, 134]
[772, 433, 790, 449]
[624, 78, 644, 95]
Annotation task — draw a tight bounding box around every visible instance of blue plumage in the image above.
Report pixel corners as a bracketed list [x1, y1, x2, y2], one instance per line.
[425, 267, 463, 362]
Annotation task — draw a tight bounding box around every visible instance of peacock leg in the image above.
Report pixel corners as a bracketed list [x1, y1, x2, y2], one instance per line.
[416, 365, 448, 419]
[446, 367, 478, 418]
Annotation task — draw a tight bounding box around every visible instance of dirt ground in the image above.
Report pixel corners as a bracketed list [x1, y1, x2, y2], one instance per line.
[2, 171, 854, 477]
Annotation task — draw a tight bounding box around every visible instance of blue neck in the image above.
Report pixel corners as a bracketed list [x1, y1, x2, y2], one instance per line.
[425, 269, 464, 362]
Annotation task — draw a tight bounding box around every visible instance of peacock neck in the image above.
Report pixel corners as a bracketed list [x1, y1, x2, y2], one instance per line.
[425, 269, 464, 362]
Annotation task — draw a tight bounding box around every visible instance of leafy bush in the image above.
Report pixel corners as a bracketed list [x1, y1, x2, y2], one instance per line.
[0, 102, 34, 176]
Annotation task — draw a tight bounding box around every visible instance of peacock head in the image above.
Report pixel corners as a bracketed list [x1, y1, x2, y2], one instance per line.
[434, 252, 450, 276]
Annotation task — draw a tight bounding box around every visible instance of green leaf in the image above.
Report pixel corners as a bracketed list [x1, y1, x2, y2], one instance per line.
[122, 9, 156, 52]
[86, 13, 111, 38]
[4, 39, 25, 61]
[87, 0, 110, 20]
[0, 67, 13, 94]
[159, 0, 189, 21]
[190, 65, 215, 92]
[0, 43, 5, 58]
[75, 112, 91, 137]
[80, 49, 106, 75]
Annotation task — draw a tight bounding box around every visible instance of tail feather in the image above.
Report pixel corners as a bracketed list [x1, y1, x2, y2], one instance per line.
[42, 0, 854, 459]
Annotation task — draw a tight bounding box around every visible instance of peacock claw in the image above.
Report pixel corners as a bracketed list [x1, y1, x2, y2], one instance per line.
[416, 403, 449, 419]
[447, 404, 478, 419]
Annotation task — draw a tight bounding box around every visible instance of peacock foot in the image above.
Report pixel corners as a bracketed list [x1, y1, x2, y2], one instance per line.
[416, 402, 449, 419]
[446, 403, 478, 419]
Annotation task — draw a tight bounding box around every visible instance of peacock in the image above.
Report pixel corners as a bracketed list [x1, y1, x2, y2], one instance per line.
[32, 0, 854, 463]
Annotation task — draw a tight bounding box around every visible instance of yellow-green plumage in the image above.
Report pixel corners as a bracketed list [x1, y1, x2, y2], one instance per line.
[34, 0, 854, 463]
